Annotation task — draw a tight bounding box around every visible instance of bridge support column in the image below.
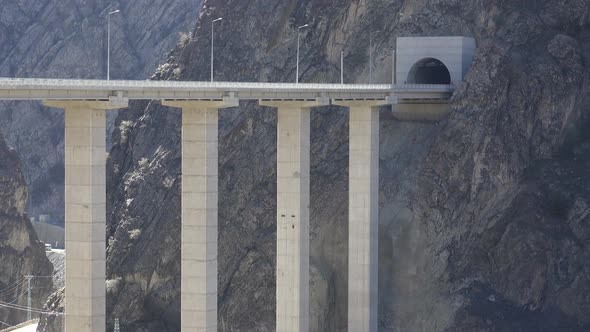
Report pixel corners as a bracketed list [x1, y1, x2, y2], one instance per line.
[259, 99, 328, 332]
[44, 100, 127, 332]
[333, 100, 390, 332]
[162, 99, 237, 332]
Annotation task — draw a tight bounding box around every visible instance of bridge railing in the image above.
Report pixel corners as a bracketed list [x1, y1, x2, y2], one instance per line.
[0, 77, 394, 91]
[0, 78, 456, 96]
[392, 84, 455, 91]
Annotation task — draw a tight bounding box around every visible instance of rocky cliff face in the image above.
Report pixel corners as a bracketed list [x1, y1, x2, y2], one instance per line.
[63, 0, 590, 331]
[0, 0, 201, 221]
[413, 21, 590, 332]
[0, 134, 53, 326]
[37, 288, 64, 332]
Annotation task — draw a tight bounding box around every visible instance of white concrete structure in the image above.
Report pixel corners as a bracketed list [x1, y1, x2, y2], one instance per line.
[43, 100, 127, 332]
[31, 221, 64, 249]
[396, 36, 476, 85]
[259, 99, 328, 332]
[393, 37, 476, 121]
[333, 101, 384, 332]
[0, 37, 477, 331]
[0, 79, 393, 100]
[163, 99, 237, 331]
[0, 77, 460, 123]
[3, 319, 39, 332]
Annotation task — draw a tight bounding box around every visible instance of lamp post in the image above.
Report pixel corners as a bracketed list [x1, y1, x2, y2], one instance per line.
[341, 51, 344, 84]
[368, 30, 383, 84]
[211, 17, 223, 82]
[369, 31, 374, 84]
[107, 9, 120, 81]
[392, 50, 396, 85]
[296, 24, 309, 84]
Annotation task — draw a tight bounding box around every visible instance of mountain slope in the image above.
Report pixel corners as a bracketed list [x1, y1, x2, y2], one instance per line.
[0, 0, 201, 222]
[46, 0, 590, 330]
[0, 134, 53, 327]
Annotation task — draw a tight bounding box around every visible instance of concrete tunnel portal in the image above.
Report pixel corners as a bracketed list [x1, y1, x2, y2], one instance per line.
[407, 58, 452, 84]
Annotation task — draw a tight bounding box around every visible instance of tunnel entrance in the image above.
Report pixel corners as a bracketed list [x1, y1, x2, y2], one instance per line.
[407, 58, 451, 84]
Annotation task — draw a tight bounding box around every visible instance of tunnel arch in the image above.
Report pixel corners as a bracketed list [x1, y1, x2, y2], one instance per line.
[407, 58, 451, 84]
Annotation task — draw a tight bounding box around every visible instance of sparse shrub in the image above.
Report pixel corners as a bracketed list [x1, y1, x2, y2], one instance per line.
[178, 32, 191, 46]
[128, 229, 141, 240]
[119, 121, 133, 144]
[138, 158, 149, 168]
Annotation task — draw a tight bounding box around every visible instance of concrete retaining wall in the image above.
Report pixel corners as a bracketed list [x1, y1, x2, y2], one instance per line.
[31, 222, 64, 249]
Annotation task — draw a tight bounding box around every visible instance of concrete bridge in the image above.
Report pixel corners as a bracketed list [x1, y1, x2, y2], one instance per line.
[0, 36, 475, 332]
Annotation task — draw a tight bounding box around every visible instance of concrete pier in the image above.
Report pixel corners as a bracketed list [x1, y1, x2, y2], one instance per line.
[333, 101, 386, 332]
[162, 99, 237, 332]
[44, 100, 127, 332]
[260, 99, 327, 332]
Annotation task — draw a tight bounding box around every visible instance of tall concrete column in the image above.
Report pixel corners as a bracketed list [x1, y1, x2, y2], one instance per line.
[44, 99, 127, 332]
[162, 99, 237, 332]
[259, 99, 328, 332]
[333, 100, 389, 332]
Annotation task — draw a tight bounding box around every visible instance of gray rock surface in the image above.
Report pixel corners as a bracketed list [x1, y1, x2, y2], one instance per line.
[44, 0, 590, 331]
[0, 134, 53, 326]
[0, 0, 201, 221]
[45, 251, 64, 290]
[37, 288, 63, 332]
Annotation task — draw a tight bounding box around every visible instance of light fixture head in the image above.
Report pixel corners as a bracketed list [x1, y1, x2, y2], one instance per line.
[108, 9, 120, 15]
[213, 17, 223, 23]
[298, 24, 309, 30]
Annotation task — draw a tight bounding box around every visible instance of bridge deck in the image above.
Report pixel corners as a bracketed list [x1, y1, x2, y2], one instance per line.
[0, 78, 454, 102]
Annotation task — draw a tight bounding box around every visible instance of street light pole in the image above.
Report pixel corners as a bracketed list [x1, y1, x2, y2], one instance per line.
[107, 9, 120, 81]
[26, 275, 32, 321]
[369, 31, 373, 84]
[211, 17, 223, 82]
[296, 24, 309, 84]
[341, 51, 344, 84]
[392, 50, 396, 85]
[369, 30, 381, 84]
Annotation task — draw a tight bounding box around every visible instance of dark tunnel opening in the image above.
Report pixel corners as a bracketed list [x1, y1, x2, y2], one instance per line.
[407, 58, 452, 84]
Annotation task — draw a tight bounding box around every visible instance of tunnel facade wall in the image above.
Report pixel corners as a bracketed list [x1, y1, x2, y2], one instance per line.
[396, 37, 476, 85]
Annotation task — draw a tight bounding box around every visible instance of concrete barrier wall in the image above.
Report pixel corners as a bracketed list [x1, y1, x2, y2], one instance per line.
[32, 222, 64, 249]
[0, 319, 39, 332]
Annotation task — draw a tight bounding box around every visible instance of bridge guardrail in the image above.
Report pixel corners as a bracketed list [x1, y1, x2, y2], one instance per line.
[392, 84, 455, 91]
[0, 77, 394, 91]
[0, 78, 456, 100]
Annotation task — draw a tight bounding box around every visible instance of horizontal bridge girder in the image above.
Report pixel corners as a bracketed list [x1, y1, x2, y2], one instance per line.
[0, 78, 455, 103]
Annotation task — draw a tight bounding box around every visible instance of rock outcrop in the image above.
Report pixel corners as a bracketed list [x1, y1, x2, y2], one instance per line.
[42, 0, 590, 330]
[37, 289, 64, 332]
[0, 0, 201, 222]
[0, 134, 53, 326]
